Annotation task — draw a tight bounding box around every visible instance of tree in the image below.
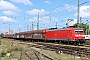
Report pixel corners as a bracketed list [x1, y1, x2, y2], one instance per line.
[74, 23, 89, 34]
[85, 29, 90, 35]
[0, 33, 3, 37]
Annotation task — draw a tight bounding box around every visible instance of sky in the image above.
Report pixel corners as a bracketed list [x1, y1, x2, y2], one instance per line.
[0, 0, 90, 33]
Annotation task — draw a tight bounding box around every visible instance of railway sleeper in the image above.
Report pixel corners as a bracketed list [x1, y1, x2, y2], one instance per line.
[27, 42, 90, 58]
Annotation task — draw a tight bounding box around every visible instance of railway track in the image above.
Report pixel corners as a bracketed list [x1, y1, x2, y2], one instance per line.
[18, 40, 90, 59]
[18, 42, 58, 60]
[26, 42, 90, 58]
[24, 49, 41, 60]
[85, 40, 90, 45]
[24, 47, 57, 60]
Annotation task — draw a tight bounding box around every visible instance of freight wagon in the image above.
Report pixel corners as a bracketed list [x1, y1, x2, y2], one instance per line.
[3, 34, 15, 38]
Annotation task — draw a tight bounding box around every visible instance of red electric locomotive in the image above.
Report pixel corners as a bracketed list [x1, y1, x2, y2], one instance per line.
[44, 27, 85, 45]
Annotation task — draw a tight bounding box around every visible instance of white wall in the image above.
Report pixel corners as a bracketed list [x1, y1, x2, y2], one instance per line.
[85, 35, 90, 40]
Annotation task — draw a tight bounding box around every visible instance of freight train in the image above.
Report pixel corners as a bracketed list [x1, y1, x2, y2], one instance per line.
[3, 27, 85, 45]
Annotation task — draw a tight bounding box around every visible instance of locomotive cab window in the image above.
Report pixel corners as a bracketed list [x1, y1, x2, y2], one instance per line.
[74, 30, 84, 34]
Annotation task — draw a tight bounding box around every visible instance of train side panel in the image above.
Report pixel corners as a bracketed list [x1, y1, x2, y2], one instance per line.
[3, 34, 14, 38]
[44, 29, 72, 41]
[67, 28, 75, 41]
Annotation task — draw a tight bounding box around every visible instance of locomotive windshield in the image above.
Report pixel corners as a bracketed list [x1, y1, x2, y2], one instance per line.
[74, 30, 84, 34]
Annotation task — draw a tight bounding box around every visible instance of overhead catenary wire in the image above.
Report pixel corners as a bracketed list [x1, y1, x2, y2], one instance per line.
[15, 0, 90, 31]
[49, 0, 76, 11]
[26, 0, 76, 17]
[46, 2, 77, 19]
[23, 0, 77, 20]
[80, 0, 90, 5]
[24, 0, 90, 31]
[43, 0, 76, 23]
[48, 0, 90, 19]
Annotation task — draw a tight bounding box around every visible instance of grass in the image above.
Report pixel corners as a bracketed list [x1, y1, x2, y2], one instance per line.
[0, 38, 20, 60]
[0, 38, 90, 60]
[0, 38, 32, 60]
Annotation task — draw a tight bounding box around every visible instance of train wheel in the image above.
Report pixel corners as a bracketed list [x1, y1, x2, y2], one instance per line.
[74, 41, 77, 46]
[59, 41, 61, 44]
[78, 42, 81, 46]
[67, 40, 69, 45]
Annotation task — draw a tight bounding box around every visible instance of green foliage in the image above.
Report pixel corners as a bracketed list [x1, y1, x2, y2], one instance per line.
[74, 23, 89, 34]
[0, 34, 1, 37]
[85, 29, 90, 35]
[0, 33, 3, 37]
[1, 52, 6, 57]
[88, 30, 90, 35]
[4, 56, 9, 60]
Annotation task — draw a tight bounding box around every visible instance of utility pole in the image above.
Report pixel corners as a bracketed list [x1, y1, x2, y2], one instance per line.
[37, 12, 39, 30]
[56, 22, 57, 28]
[27, 25, 29, 31]
[30, 25, 31, 31]
[36, 23, 39, 30]
[86, 23, 88, 35]
[18, 25, 20, 32]
[77, 0, 80, 27]
[80, 17, 82, 23]
[86, 20, 89, 35]
[9, 22, 10, 34]
[19, 28, 20, 32]
[32, 22, 33, 31]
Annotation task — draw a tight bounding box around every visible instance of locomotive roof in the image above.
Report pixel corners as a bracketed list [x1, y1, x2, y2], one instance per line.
[48, 27, 83, 31]
[48, 27, 68, 31]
